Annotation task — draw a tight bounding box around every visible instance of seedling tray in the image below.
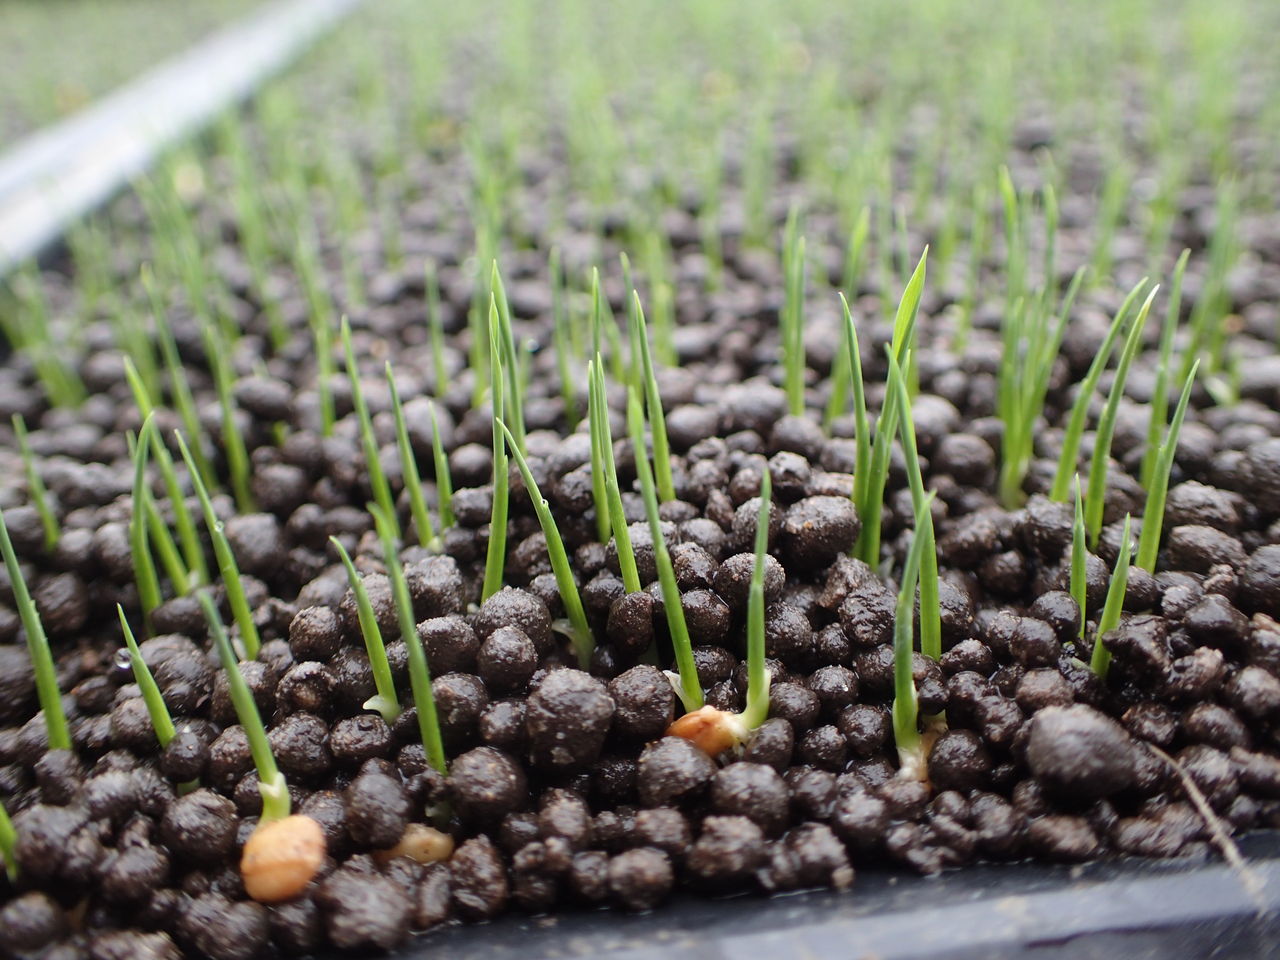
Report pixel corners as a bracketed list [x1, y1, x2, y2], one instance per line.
[404, 832, 1280, 960]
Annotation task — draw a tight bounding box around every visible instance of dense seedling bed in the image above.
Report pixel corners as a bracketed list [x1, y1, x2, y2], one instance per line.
[3, 0, 1280, 955]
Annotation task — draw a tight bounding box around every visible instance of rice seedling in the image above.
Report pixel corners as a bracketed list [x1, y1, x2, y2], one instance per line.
[122, 357, 208, 588]
[130, 418, 166, 625]
[142, 265, 216, 492]
[669, 467, 774, 756]
[628, 291, 675, 503]
[294, 235, 337, 437]
[195, 316, 255, 514]
[1183, 181, 1238, 380]
[997, 166, 1025, 310]
[886, 348, 941, 662]
[369, 503, 447, 774]
[1088, 161, 1132, 285]
[330, 538, 400, 723]
[386, 363, 438, 551]
[893, 492, 936, 782]
[175, 431, 261, 660]
[549, 248, 580, 426]
[1135, 361, 1199, 571]
[0, 798, 15, 881]
[627, 387, 702, 713]
[590, 357, 640, 592]
[483, 297, 510, 601]
[429, 401, 455, 531]
[0, 268, 85, 409]
[1070, 477, 1088, 640]
[499, 422, 594, 666]
[341, 318, 399, 540]
[827, 292, 870, 464]
[116, 605, 175, 748]
[1141, 250, 1190, 490]
[201, 591, 326, 903]
[12, 414, 59, 550]
[0, 509, 70, 751]
[1090, 513, 1134, 680]
[781, 206, 808, 417]
[490, 262, 526, 454]
[1048, 277, 1150, 502]
[1084, 286, 1158, 545]
[641, 229, 677, 367]
[996, 265, 1086, 508]
[586, 355, 612, 544]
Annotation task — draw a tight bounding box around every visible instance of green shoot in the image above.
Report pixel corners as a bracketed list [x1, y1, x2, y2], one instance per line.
[369, 504, 446, 774]
[197, 317, 255, 513]
[841, 205, 872, 298]
[1049, 278, 1149, 501]
[295, 236, 336, 437]
[629, 291, 675, 503]
[740, 467, 773, 730]
[1140, 249, 1190, 490]
[124, 429, 188, 601]
[143, 264, 215, 492]
[996, 266, 1086, 508]
[201, 592, 288, 822]
[590, 357, 640, 593]
[175, 431, 261, 660]
[429, 401, 455, 530]
[12, 414, 58, 550]
[892, 492, 935, 781]
[130, 417, 165, 624]
[1070, 477, 1088, 640]
[586, 355, 612, 543]
[886, 348, 941, 661]
[490, 262, 526, 453]
[0, 797, 16, 881]
[838, 294, 872, 518]
[426, 262, 449, 396]
[330, 538, 400, 723]
[117, 605, 175, 747]
[891, 249, 929, 397]
[1136, 361, 1199, 571]
[342, 318, 399, 541]
[482, 298, 509, 601]
[499, 422, 594, 666]
[549, 247, 579, 426]
[386, 363, 437, 550]
[628, 387, 702, 712]
[0, 509, 69, 750]
[781, 206, 808, 417]
[123, 357, 207, 587]
[1090, 513, 1133, 679]
[1085, 286, 1158, 545]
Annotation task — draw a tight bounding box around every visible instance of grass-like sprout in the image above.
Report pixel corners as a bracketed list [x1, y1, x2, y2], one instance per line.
[550, 248, 580, 427]
[482, 297, 509, 601]
[1048, 278, 1149, 501]
[835, 292, 872, 511]
[893, 492, 936, 782]
[781, 206, 808, 417]
[627, 387, 702, 713]
[429, 401, 455, 531]
[0, 267, 85, 409]
[1140, 249, 1190, 489]
[841, 205, 872, 299]
[0, 797, 16, 881]
[668, 467, 774, 756]
[1090, 513, 1133, 679]
[202, 589, 287, 815]
[853, 251, 927, 567]
[295, 236, 336, 437]
[499, 422, 594, 666]
[1135, 361, 1199, 571]
[590, 357, 640, 593]
[330, 538, 400, 723]
[0, 509, 69, 750]
[386, 363, 437, 550]
[1070, 477, 1088, 641]
[203, 590, 326, 903]
[12, 414, 59, 550]
[996, 266, 1086, 508]
[123, 357, 208, 587]
[490, 262, 526, 454]
[130, 417, 165, 625]
[629, 291, 675, 503]
[886, 348, 941, 661]
[586, 355, 612, 543]
[342, 318, 399, 541]
[125, 420, 189, 599]
[196, 317, 255, 514]
[117, 604, 175, 748]
[997, 166, 1025, 311]
[1084, 286, 1158, 545]
[176, 431, 261, 660]
[142, 265, 215, 492]
[369, 504, 446, 774]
